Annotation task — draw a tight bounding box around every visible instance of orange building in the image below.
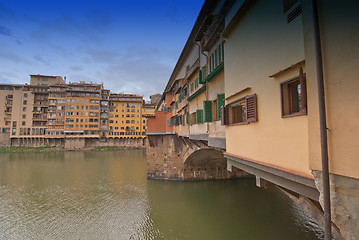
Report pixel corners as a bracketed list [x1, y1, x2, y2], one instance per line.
[108, 94, 143, 139]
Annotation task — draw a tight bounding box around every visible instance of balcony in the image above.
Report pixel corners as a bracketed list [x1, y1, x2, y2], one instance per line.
[32, 122, 47, 126]
[4, 110, 12, 115]
[33, 103, 48, 107]
[6, 95, 13, 99]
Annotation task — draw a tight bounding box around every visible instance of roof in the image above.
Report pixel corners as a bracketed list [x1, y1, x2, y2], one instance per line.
[30, 74, 62, 78]
[110, 93, 142, 98]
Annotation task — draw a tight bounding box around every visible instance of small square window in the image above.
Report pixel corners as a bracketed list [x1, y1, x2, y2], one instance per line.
[222, 94, 257, 125]
[280, 68, 307, 117]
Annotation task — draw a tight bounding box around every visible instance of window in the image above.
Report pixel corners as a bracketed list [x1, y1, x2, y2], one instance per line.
[195, 78, 199, 89]
[222, 94, 257, 125]
[24, 93, 27, 98]
[23, 107, 26, 111]
[23, 100, 27, 105]
[22, 114, 26, 119]
[209, 43, 224, 73]
[280, 68, 307, 117]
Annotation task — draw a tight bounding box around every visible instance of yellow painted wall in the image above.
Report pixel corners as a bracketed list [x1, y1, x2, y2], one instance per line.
[302, 0, 359, 179]
[224, 0, 311, 176]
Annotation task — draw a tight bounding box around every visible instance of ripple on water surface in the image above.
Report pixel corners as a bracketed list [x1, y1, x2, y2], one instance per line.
[0, 150, 323, 240]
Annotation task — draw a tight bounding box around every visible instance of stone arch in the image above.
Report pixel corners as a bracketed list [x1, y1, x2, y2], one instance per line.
[183, 148, 230, 180]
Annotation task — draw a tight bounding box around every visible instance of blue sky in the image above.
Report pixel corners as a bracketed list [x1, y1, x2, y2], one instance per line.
[0, 0, 204, 100]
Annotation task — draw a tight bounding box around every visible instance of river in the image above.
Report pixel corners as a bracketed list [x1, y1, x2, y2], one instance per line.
[0, 149, 323, 239]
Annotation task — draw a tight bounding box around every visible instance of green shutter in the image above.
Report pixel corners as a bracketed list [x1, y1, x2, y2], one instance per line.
[196, 109, 203, 124]
[189, 113, 193, 126]
[199, 69, 203, 84]
[217, 93, 225, 120]
[203, 100, 212, 122]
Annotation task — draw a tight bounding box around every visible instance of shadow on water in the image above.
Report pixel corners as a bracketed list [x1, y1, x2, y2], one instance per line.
[144, 178, 324, 240]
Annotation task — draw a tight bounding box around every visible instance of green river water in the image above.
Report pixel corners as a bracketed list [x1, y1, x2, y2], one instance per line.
[0, 149, 323, 239]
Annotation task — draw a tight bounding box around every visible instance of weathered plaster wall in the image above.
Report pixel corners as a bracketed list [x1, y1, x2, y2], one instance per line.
[313, 170, 359, 240]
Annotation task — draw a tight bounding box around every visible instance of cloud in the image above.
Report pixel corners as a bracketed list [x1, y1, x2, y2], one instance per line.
[0, 25, 11, 36]
[0, 50, 32, 64]
[0, 71, 23, 84]
[33, 55, 50, 65]
[101, 53, 171, 99]
[70, 66, 83, 71]
[27, 10, 113, 46]
[86, 48, 121, 63]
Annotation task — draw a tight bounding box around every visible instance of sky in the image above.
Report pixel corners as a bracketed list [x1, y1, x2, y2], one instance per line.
[0, 0, 204, 100]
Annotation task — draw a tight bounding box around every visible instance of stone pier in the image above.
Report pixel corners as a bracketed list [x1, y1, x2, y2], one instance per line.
[146, 134, 248, 181]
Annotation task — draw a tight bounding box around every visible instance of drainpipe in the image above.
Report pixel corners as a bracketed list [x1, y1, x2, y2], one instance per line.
[310, 0, 331, 239]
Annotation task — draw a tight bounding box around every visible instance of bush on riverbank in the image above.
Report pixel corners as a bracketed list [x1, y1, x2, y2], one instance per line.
[0, 146, 63, 152]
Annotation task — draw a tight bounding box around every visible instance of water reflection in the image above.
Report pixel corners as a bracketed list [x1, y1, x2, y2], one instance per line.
[0, 150, 322, 240]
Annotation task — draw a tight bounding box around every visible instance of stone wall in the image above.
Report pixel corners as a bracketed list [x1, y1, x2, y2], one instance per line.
[0, 133, 10, 147]
[9, 137, 145, 150]
[11, 137, 63, 147]
[146, 134, 248, 180]
[65, 138, 86, 150]
[85, 138, 146, 148]
[313, 170, 359, 240]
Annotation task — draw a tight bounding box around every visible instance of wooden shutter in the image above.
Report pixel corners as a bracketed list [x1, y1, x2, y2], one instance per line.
[189, 113, 192, 126]
[217, 93, 225, 120]
[220, 105, 228, 125]
[203, 101, 212, 122]
[196, 109, 203, 124]
[299, 67, 307, 113]
[246, 94, 257, 122]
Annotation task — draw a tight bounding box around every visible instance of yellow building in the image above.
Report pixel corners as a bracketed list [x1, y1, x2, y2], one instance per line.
[148, 0, 359, 238]
[64, 82, 102, 138]
[221, 0, 359, 239]
[108, 94, 143, 139]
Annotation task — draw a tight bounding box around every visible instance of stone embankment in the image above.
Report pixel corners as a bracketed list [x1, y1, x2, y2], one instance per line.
[0, 136, 146, 151]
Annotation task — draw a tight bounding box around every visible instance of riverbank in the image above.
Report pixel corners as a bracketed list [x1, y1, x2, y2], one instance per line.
[0, 145, 145, 152]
